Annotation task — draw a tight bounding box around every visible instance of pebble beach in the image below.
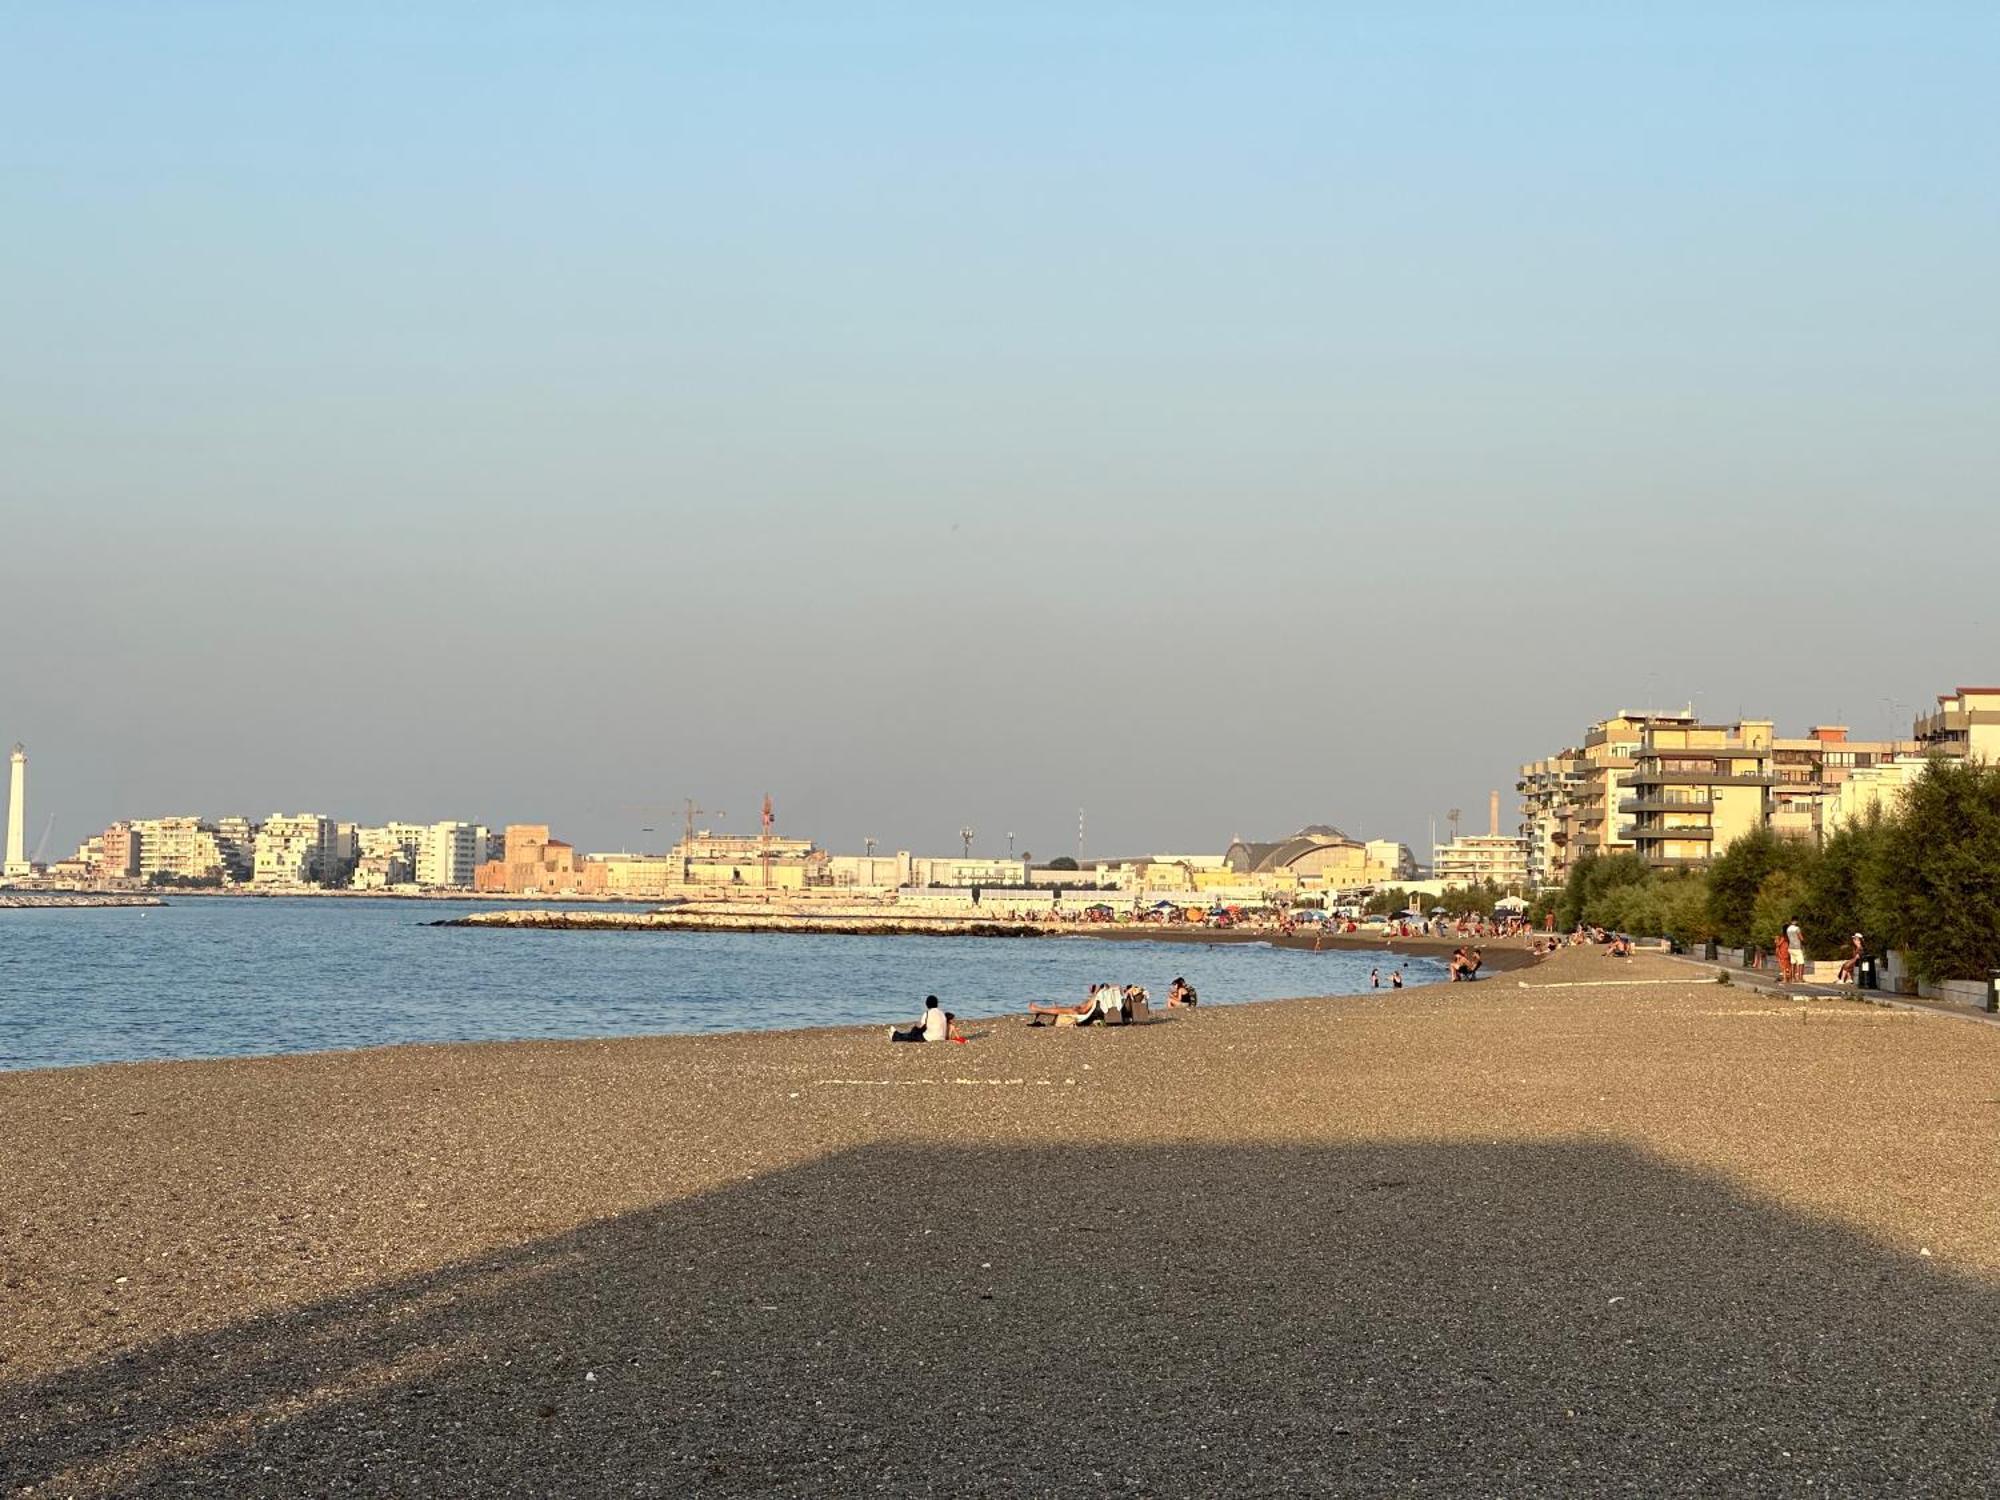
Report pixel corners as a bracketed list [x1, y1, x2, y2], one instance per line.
[6, 945, 2000, 1496]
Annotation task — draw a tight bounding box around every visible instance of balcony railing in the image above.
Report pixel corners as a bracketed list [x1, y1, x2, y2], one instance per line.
[1618, 795, 1715, 815]
[1626, 769, 1776, 788]
[1620, 823, 1715, 842]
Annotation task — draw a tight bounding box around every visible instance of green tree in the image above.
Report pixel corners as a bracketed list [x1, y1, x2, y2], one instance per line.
[1363, 887, 1408, 916]
[1797, 812, 1886, 959]
[1871, 759, 2000, 981]
[1704, 827, 1814, 948]
[1750, 870, 1808, 958]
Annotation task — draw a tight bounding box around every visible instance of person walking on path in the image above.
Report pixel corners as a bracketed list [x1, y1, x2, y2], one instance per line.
[1785, 919, 1807, 983]
[1773, 929, 1791, 988]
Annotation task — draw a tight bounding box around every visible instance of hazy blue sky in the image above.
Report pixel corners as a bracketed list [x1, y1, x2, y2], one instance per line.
[3, 3, 1996, 862]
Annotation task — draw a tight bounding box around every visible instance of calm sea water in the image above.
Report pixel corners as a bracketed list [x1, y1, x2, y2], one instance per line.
[0, 897, 1441, 1072]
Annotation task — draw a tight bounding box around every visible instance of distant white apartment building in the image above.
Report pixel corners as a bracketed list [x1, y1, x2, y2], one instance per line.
[417, 822, 489, 888]
[132, 816, 244, 882]
[1431, 834, 1532, 891]
[253, 814, 340, 886]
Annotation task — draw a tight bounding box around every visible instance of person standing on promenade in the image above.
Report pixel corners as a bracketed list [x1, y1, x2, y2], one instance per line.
[1773, 929, 1791, 987]
[1785, 919, 1807, 983]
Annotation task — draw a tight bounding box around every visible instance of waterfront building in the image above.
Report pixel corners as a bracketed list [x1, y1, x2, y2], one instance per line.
[1913, 687, 2000, 762]
[355, 823, 429, 863]
[584, 852, 678, 898]
[1621, 720, 1774, 869]
[132, 816, 238, 882]
[668, 830, 830, 889]
[212, 817, 258, 878]
[1768, 726, 1920, 842]
[906, 855, 1030, 888]
[349, 852, 414, 889]
[474, 824, 590, 895]
[1822, 754, 1930, 836]
[253, 814, 341, 886]
[1432, 792, 1530, 891]
[4, 744, 28, 878]
[1221, 828, 1414, 892]
[1517, 749, 1586, 888]
[96, 823, 138, 881]
[417, 822, 490, 888]
[1569, 710, 1700, 862]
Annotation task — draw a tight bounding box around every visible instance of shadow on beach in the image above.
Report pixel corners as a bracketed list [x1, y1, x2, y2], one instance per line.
[8, 1140, 1999, 1496]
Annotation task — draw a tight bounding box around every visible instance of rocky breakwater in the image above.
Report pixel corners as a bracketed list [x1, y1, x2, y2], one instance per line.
[436, 907, 1048, 938]
[0, 891, 166, 909]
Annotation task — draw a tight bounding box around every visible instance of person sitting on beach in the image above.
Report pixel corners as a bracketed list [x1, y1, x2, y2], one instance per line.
[1449, 948, 1483, 982]
[890, 995, 959, 1044]
[1167, 977, 1198, 1008]
[1607, 935, 1633, 958]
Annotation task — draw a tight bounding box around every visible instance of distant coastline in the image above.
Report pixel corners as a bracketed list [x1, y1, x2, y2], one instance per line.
[0, 893, 164, 910]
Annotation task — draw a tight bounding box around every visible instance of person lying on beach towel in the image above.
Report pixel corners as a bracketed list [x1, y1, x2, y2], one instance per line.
[1028, 984, 1120, 1027]
[889, 995, 960, 1043]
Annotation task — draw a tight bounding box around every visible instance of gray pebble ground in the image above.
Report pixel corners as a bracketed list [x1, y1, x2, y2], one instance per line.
[5, 945, 2000, 1496]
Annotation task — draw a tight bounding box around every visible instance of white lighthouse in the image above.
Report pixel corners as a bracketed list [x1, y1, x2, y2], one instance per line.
[4, 744, 27, 878]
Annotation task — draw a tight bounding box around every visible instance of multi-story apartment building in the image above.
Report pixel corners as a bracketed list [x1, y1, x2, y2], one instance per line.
[253, 814, 340, 886]
[1913, 687, 2000, 762]
[417, 822, 489, 888]
[131, 816, 241, 882]
[1768, 726, 1920, 842]
[355, 823, 430, 864]
[1620, 719, 1775, 869]
[1517, 749, 1586, 887]
[1432, 834, 1531, 890]
[96, 821, 139, 880]
[1433, 791, 1530, 890]
[1570, 710, 1700, 863]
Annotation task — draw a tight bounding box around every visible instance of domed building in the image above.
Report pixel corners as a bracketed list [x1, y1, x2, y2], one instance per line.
[1222, 825, 1415, 891]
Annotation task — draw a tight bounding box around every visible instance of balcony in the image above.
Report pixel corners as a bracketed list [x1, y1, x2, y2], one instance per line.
[1621, 823, 1715, 843]
[1618, 795, 1715, 815]
[1626, 769, 1776, 788]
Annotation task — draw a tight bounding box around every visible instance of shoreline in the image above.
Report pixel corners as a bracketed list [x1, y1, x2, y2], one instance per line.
[0, 938, 1482, 1080]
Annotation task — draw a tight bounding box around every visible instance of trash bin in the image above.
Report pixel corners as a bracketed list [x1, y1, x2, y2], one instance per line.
[1703, 938, 1718, 962]
[1988, 970, 2000, 1014]
[1857, 956, 1877, 991]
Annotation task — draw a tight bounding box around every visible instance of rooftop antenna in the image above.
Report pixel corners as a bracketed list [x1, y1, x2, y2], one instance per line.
[959, 825, 975, 858]
[864, 837, 877, 859]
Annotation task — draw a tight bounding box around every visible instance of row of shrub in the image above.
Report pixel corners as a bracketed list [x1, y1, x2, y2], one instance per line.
[1527, 758, 2000, 982]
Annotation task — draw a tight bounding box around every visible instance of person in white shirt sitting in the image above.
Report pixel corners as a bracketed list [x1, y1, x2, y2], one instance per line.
[889, 995, 959, 1043]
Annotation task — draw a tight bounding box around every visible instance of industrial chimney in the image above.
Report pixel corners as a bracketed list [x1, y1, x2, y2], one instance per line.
[1488, 789, 1500, 839]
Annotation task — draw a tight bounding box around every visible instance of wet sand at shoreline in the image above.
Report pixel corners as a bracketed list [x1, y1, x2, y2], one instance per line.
[6, 946, 1999, 1495]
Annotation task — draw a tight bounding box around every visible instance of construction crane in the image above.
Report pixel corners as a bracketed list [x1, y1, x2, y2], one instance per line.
[760, 794, 774, 889]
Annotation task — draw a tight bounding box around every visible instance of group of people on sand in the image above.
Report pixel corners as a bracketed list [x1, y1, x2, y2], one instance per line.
[891, 976, 1203, 1041]
[1026, 976, 1199, 1028]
